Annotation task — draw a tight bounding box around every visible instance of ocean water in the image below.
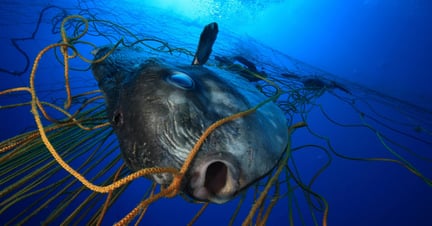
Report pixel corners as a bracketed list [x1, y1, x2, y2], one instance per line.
[0, 0, 431, 226]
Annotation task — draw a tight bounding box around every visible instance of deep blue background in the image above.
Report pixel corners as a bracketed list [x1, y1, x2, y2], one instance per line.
[146, 0, 432, 108]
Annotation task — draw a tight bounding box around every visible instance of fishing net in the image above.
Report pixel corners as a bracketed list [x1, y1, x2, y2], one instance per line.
[1, 2, 431, 226]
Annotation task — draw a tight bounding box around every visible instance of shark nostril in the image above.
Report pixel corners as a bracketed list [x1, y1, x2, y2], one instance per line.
[204, 161, 227, 194]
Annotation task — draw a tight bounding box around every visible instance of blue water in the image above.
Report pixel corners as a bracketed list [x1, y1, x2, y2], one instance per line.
[1, 0, 431, 225]
[144, 0, 432, 107]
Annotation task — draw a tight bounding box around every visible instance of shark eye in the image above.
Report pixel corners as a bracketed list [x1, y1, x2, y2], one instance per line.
[167, 71, 195, 90]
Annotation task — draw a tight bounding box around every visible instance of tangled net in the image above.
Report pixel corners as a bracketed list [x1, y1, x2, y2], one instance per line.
[1, 3, 431, 226]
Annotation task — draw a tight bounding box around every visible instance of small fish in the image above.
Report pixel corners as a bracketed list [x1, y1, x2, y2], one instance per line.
[302, 77, 327, 90]
[232, 56, 258, 72]
[215, 55, 266, 82]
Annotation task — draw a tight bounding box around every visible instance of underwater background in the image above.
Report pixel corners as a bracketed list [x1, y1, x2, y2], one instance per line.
[0, 0, 431, 226]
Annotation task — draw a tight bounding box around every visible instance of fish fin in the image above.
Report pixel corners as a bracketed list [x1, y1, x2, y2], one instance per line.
[192, 22, 219, 65]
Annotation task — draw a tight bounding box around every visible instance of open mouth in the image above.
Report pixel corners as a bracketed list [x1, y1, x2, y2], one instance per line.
[187, 159, 240, 204]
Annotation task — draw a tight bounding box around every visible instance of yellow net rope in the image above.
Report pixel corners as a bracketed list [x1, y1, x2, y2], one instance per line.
[1, 7, 431, 225]
[1, 14, 310, 225]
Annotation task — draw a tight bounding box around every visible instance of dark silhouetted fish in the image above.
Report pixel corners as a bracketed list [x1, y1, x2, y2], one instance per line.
[302, 77, 327, 90]
[91, 23, 288, 204]
[233, 56, 258, 72]
[215, 55, 266, 82]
